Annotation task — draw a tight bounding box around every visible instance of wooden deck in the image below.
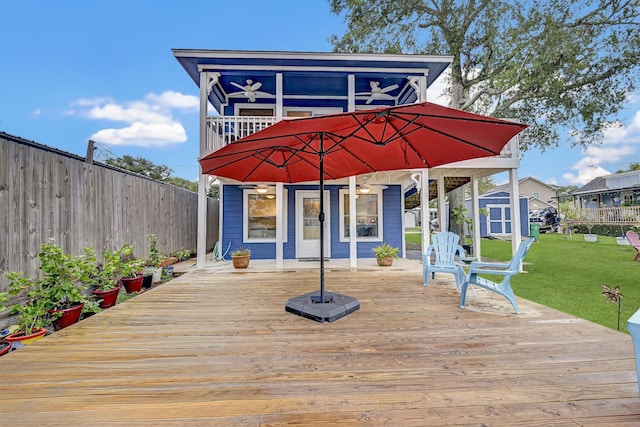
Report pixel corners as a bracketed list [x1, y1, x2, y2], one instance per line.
[1, 260, 639, 425]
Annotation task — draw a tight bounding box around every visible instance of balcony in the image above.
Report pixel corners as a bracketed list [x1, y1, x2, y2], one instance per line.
[204, 115, 520, 161]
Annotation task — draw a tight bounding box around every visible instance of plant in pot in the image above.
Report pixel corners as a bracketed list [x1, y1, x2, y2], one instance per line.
[372, 242, 399, 266]
[2, 272, 50, 347]
[117, 244, 146, 294]
[37, 241, 100, 330]
[0, 292, 12, 355]
[231, 247, 251, 269]
[89, 247, 124, 308]
[146, 234, 164, 284]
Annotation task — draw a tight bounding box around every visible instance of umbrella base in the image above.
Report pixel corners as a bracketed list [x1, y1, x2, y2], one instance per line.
[285, 290, 360, 323]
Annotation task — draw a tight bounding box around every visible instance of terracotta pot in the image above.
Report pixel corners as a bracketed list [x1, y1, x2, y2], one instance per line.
[93, 285, 122, 308]
[376, 255, 394, 267]
[121, 276, 144, 293]
[5, 327, 47, 346]
[49, 303, 84, 330]
[0, 341, 11, 356]
[232, 255, 250, 269]
[160, 257, 178, 267]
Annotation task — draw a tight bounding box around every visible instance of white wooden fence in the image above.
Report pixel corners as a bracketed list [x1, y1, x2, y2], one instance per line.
[0, 132, 219, 293]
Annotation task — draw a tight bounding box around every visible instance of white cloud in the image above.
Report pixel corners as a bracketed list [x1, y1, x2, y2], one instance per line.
[73, 91, 197, 148]
[146, 91, 199, 110]
[427, 70, 450, 107]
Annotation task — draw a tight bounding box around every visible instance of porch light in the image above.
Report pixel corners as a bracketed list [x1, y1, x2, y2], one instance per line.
[359, 187, 371, 194]
[256, 187, 269, 194]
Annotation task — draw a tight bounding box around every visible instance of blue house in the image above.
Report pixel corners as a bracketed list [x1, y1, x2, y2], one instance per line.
[173, 50, 526, 267]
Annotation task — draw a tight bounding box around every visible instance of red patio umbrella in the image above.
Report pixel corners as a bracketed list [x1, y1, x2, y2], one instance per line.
[199, 102, 527, 322]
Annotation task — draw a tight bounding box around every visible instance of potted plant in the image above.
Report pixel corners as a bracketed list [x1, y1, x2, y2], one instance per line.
[89, 247, 123, 308]
[231, 247, 251, 269]
[117, 244, 146, 294]
[38, 242, 101, 330]
[146, 234, 164, 284]
[2, 272, 49, 346]
[583, 222, 598, 242]
[372, 242, 399, 266]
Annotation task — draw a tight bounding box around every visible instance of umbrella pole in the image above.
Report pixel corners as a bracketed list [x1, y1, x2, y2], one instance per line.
[319, 133, 325, 303]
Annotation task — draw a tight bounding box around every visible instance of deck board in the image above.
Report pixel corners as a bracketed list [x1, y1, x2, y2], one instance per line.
[1, 263, 639, 425]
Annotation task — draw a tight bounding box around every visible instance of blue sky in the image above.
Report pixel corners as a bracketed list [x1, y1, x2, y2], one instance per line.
[2, 1, 639, 188]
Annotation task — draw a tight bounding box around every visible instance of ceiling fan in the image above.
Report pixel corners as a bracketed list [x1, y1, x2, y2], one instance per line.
[357, 81, 400, 104]
[228, 79, 271, 102]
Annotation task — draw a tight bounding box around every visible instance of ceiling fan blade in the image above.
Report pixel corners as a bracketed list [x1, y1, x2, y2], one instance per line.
[378, 93, 394, 100]
[366, 96, 374, 105]
[380, 84, 399, 93]
[230, 81, 245, 90]
[250, 81, 262, 91]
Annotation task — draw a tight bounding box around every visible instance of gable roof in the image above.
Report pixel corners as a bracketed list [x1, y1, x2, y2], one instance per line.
[492, 176, 556, 194]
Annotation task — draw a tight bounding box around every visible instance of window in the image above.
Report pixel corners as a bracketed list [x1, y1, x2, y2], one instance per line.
[243, 191, 287, 242]
[339, 189, 383, 241]
[532, 192, 540, 199]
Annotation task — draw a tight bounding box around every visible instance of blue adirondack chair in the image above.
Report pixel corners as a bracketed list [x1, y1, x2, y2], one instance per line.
[459, 238, 535, 314]
[423, 231, 467, 289]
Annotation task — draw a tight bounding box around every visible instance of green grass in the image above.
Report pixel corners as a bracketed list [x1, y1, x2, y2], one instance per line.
[481, 233, 639, 333]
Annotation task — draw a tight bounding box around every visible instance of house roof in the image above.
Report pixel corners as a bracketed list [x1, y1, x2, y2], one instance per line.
[574, 176, 608, 195]
[574, 170, 640, 195]
[491, 176, 557, 194]
[172, 49, 452, 113]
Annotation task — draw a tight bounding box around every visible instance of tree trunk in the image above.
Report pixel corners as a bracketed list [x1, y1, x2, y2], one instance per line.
[448, 185, 466, 242]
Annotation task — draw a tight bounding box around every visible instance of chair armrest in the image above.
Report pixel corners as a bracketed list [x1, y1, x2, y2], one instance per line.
[469, 261, 510, 270]
[423, 245, 436, 258]
[455, 245, 466, 258]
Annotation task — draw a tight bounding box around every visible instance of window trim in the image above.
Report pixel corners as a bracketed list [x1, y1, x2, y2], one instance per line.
[338, 189, 383, 242]
[243, 189, 288, 243]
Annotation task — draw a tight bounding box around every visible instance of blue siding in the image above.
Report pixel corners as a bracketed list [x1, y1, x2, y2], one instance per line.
[221, 184, 403, 259]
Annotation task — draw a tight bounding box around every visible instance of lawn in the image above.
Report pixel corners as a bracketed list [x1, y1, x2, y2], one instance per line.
[409, 230, 640, 333]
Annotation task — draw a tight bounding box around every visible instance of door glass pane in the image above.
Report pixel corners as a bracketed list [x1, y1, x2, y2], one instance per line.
[303, 198, 320, 240]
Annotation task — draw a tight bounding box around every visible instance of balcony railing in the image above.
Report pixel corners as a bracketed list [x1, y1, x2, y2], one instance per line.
[571, 207, 640, 225]
[205, 116, 279, 155]
[204, 115, 520, 160]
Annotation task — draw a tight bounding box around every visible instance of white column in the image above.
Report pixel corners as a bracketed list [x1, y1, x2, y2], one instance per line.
[276, 183, 284, 268]
[196, 71, 209, 270]
[419, 75, 427, 102]
[276, 73, 283, 119]
[348, 74, 355, 112]
[509, 168, 522, 256]
[420, 169, 430, 253]
[349, 175, 357, 268]
[437, 176, 446, 231]
[470, 176, 481, 259]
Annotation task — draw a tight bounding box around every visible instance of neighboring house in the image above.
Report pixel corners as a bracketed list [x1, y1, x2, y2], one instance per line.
[493, 176, 557, 214]
[173, 49, 525, 267]
[573, 170, 640, 208]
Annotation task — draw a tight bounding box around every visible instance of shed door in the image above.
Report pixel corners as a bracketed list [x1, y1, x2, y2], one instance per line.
[487, 205, 511, 235]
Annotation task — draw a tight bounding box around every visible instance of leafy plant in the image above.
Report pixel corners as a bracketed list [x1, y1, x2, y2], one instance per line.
[372, 242, 399, 260]
[232, 247, 251, 257]
[92, 244, 144, 290]
[173, 248, 192, 261]
[4, 271, 50, 335]
[147, 234, 163, 268]
[602, 284, 625, 331]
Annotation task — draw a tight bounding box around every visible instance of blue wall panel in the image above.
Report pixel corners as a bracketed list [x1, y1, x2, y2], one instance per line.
[221, 183, 403, 259]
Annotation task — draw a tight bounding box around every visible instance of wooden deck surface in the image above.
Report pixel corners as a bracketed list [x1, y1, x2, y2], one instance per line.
[1, 261, 639, 426]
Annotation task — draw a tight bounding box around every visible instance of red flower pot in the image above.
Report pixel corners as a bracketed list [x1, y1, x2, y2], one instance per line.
[49, 304, 84, 330]
[93, 285, 122, 308]
[5, 327, 47, 346]
[121, 276, 144, 294]
[0, 341, 11, 356]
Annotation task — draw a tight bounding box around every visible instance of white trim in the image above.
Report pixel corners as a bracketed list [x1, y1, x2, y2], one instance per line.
[175, 48, 453, 64]
[284, 106, 343, 116]
[243, 189, 288, 243]
[338, 188, 384, 243]
[234, 103, 276, 115]
[486, 204, 511, 236]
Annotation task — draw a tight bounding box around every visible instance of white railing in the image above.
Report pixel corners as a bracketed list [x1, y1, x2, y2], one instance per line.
[571, 207, 640, 225]
[204, 115, 521, 159]
[205, 116, 279, 155]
